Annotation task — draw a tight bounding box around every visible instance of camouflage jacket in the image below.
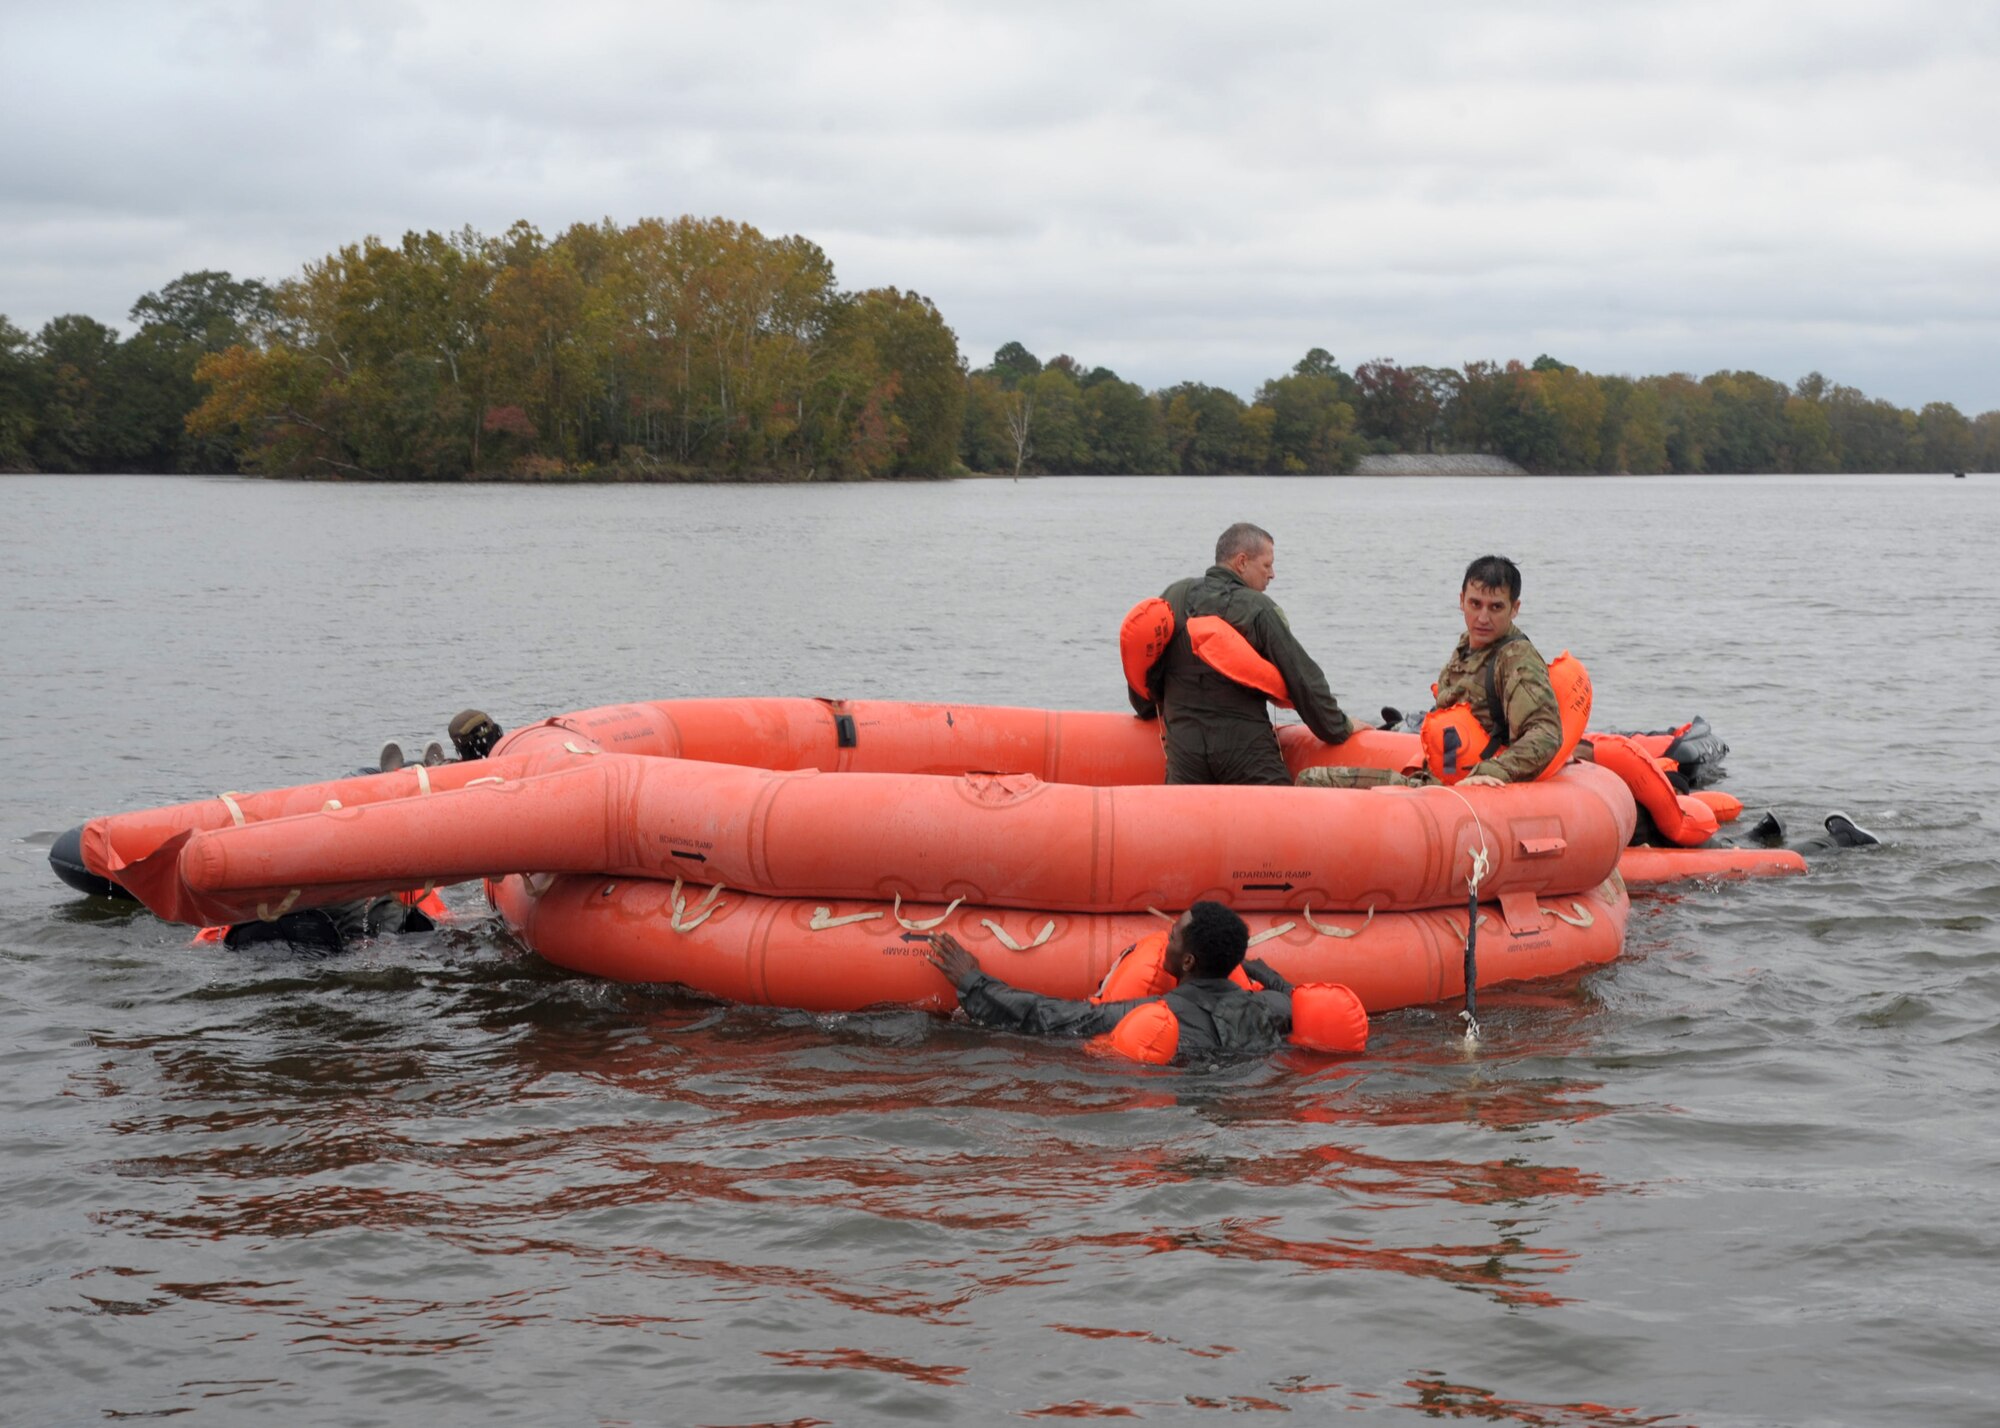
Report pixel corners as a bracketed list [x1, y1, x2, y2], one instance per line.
[1433, 628, 1562, 782]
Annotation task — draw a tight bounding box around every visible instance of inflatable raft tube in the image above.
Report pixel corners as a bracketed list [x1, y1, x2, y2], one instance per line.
[1619, 846, 1807, 885]
[104, 751, 1635, 929]
[488, 870, 1631, 1016]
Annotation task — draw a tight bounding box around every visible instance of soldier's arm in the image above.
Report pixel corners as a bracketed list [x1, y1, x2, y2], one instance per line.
[957, 973, 1144, 1037]
[1251, 601, 1355, 745]
[1474, 643, 1563, 782]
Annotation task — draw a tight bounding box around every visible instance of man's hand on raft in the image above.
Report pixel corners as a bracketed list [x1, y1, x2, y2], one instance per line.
[926, 932, 982, 990]
[1461, 773, 1505, 787]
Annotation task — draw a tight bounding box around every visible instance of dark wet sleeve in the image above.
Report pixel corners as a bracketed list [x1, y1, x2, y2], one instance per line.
[1261, 990, 1294, 1037]
[1241, 958, 1294, 994]
[956, 973, 1146, 1038]
[1251, 603, 1354, 745]
[1480, 643, 1563, 783]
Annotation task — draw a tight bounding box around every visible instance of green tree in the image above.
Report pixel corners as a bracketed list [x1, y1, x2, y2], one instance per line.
[30, 315, 120, 472]
[833, 288, 965, 475]
[1258, 366, 1359, 472]
[0, 316, 39, 470]
[1079, 373, 1168, 473]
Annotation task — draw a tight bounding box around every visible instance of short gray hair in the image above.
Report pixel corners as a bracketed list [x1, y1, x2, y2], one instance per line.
[1216, 522, 1273, 565]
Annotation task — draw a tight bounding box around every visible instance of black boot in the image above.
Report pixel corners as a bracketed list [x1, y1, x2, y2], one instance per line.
[1823, 812, 1880, 848]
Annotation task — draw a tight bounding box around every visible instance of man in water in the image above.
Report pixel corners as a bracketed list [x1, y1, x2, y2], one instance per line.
[925, 901, 1295, 1059]
[446, 709, 506, 760]
[378, 709, 505, 773]
[1300, 553, 1562, 789]
[1132, 522, 1360, 785]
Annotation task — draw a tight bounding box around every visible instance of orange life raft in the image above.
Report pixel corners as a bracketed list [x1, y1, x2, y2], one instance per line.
[73, 697, 1638, 1016]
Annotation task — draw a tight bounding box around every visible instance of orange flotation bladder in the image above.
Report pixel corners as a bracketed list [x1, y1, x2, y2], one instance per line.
[1118, 598, 1293, 709]
[1588, 733, 1719, 847]
[1420, 650, 1591, 784]
[1120, 598, 1175, 707]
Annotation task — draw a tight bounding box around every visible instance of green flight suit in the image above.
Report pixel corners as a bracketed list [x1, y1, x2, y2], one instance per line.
[1131, 564, 1354, 786]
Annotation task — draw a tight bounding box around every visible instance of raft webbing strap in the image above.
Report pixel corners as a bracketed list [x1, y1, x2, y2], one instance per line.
[415, 764, 431, 796]
[1545, 901, 1594, 929]
[894, 895, 963, 932]
[981, 917, 1055, 951]
[1302, 903, 1375, 939]
[255, 889, 301, 922]
[219, 792, 246, 827]
[810, 906, 883, 930]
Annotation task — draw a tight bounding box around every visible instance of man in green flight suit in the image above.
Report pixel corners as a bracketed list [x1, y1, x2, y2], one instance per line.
[1131, 522, 1361, 785]
[1298, 553, 1564, 789]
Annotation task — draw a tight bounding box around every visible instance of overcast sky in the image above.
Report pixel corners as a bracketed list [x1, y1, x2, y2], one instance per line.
[5, 0, 1997, 412]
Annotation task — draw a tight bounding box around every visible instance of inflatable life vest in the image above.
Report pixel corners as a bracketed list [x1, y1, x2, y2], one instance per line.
[1587, 733, 1720, 847]
[1085, 931, 1369, 1062]
[1419, 646, 1591, 784]
[1119, 598, 1293, 709]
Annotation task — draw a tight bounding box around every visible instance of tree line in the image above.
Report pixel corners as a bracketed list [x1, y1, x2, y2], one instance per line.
[2, 216, 1995, 478]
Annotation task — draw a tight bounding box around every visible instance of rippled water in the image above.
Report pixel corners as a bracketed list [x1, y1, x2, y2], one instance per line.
[3, 473, 1997, 1426]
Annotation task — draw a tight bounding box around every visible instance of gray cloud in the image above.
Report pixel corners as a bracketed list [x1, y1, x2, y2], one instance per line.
[3, 0, 1996, 412]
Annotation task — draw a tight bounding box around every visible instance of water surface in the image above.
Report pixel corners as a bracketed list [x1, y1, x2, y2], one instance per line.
[3, 473, 1996, 1425]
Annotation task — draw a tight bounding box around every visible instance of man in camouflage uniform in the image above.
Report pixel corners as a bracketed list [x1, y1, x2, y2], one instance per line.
[1132, 522, 1360, 785]
[1298, 554, 1564, 789]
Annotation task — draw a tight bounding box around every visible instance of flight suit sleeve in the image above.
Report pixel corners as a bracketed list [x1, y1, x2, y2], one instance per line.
[1474, 641, 1563, 783]
[956, 972, 1149, 1038]
[1250, 602, 1354, 745]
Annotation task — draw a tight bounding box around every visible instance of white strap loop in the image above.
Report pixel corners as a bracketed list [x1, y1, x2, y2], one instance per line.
[219, 792, 246, 827]
[1302, 902, 1375, 938]
[1544, 900, 1594, 928]
[668, 878, 726, 932]
[980, 917, 1055, 951]
[255, 889, 301, 921]
[809, 906, 884, 930]
[894, 894, 963, 932]
[1247, 921, 1295, 947]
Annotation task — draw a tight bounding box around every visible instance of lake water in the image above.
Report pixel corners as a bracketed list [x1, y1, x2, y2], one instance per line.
[3, 472, 1997, 1426]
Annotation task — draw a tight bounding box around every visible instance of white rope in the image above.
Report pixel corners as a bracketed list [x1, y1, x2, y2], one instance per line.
[465, 776, 504, 789]
[1543, 900, 1594, 929]
[981, 917, 1055, 951]
[218, 792, 246, 827]
[1247, 921, 1295, 947]
[561, 741, 601, 756]
[415, 764, 431, 796]
[1438, 783, 1493, 1046]
[1302, 902, 1375, 938]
